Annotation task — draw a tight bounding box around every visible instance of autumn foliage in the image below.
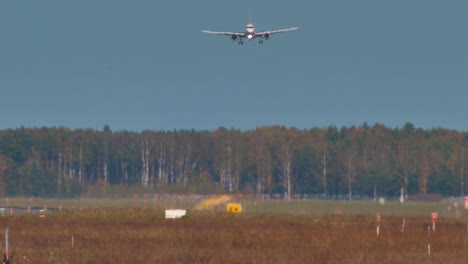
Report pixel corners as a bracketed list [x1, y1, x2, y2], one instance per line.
[0, 124, 466, 198]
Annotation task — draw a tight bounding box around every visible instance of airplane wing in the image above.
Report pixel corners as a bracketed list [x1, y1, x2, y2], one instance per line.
[255, 27, 299, 36]
[201, 30, 244, 37]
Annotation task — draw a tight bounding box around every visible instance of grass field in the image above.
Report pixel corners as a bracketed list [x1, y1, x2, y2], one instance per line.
[0, 198, 467, 263]
[2, 196, 466, 217]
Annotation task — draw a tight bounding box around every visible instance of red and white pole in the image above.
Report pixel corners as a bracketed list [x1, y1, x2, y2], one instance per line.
[431, 212, 438, 231]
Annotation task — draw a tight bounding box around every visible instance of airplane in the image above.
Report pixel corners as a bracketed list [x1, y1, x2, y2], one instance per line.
[201, 19, 298, 45]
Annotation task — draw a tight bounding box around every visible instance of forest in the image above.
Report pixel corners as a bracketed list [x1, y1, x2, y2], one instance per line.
[0, 123, 466, 199]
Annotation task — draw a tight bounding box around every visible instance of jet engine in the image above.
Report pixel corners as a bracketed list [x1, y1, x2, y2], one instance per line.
[231, 34, 238, 41]
[263, 33, 270, 40]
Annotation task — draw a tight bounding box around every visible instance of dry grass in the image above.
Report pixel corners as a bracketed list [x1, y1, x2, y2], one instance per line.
[0, 208, 467, 264]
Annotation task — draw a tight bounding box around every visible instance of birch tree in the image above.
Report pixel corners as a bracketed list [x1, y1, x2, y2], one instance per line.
[0, 155, 8, 196]
[460, 147, 466, 195]
[274, 128, 297, 200]
[157, 138, 168, 184]
[140, 140, 152, 187]
[249, 128, 273, 195]
[174, 133, 196, 188]
[140, 131, 154, 188]
[212, 129, 241, 192]
[447, 133, 467, 195]
[309, 129, 330, 196]
[396, 125, 416, 199]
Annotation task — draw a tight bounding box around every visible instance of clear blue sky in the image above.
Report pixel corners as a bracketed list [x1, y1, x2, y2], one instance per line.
[1, 0, 467, 132]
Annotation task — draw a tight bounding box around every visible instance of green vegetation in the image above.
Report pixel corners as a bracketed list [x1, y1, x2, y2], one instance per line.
[2, 198, 466, 219]
[0, 124, 466, 198]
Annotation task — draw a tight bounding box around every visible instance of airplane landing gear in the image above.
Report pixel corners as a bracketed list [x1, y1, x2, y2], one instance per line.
[238, 41, 244, 45]
[259, 40, 264, 44]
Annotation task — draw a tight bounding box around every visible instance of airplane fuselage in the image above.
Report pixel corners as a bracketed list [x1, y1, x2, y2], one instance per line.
[201, 21, 298, 45]
[245, 23, 255, 39]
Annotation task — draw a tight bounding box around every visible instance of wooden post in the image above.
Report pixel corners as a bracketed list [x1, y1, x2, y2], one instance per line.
[464, 223, 468, 248]
[400, 218, 406, 241]
[5, 227, 9, 261]
[376, 213, 381, 236]
[427, 226, 431, 256]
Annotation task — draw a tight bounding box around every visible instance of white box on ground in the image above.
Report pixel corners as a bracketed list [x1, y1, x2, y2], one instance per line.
[165, 209, 187, 219]
[378, 197, 385, 205]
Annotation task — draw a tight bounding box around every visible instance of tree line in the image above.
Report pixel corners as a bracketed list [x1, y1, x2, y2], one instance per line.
[0, 123, 466, 199]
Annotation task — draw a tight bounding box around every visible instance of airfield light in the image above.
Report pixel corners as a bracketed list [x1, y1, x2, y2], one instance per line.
[226, 203, 242, 213]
